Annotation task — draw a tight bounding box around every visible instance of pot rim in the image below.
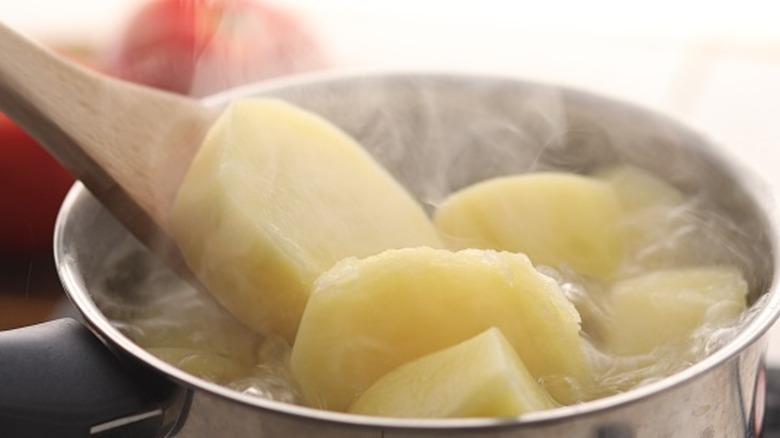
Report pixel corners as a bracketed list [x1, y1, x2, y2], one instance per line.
[54, 70, 780, 431]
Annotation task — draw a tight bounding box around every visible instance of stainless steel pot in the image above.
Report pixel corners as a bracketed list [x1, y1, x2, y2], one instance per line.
[6, 72, 780, 437]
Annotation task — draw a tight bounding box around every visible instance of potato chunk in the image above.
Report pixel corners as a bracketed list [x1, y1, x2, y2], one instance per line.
[290, 247, 589, 411]
[605, 266, 747, 356]
[433, 173, 623, 278]
[597, 165, 685, 214]
[596, 165, 692, 275]
[348, 327, 557, 418]
[170, 99, 442, 342]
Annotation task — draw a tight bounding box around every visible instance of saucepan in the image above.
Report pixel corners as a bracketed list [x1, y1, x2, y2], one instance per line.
[1, 72, 777, 437]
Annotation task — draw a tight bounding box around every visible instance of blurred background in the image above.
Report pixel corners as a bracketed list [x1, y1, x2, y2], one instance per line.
[1, 0, 780, 358]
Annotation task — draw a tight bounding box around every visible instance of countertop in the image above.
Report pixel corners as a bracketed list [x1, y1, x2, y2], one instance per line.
[2, 0, 780, 361]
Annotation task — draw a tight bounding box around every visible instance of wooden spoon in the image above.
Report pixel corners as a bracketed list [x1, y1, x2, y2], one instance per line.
[0, 22, 219, 266]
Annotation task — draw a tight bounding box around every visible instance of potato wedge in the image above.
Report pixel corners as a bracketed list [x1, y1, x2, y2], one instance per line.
[434, 173, 623, 278]
[291, 247, 589, 411]
[348, 327, 557, 418]
[171, 99, 442, 341]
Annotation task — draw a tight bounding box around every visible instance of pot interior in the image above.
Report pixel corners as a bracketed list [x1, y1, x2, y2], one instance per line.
[55, 72, 778, 427]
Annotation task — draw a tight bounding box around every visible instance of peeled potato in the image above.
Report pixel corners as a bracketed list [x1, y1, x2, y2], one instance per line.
[596, 165, 693, 274]
[605, 266, 747, 356]
[433, 173, 623, 278]
[291, 247, 589, 411]
[170, 98, 442, 342]
[348, 327, 557, 418]
[597, 165, 685, 214]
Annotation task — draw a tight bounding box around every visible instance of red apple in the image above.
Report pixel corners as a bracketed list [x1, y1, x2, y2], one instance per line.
[0, 48, 98, 260]
[0, 112, 75, 259]
[104, 0, 325, 97]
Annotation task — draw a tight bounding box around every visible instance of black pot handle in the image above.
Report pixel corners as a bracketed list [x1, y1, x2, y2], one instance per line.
[764, 366, 780, 437]
[0, 318, 185, 437]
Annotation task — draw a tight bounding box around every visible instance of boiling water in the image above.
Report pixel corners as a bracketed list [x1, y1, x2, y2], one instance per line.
[92, 242, 302, 404]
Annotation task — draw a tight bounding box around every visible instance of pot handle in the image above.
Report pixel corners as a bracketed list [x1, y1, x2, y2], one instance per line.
[765, 367, 780, 437]
[0, 318, 183, 437]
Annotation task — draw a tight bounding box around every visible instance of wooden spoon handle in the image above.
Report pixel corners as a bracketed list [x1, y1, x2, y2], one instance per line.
[0, 21, 217, 246]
